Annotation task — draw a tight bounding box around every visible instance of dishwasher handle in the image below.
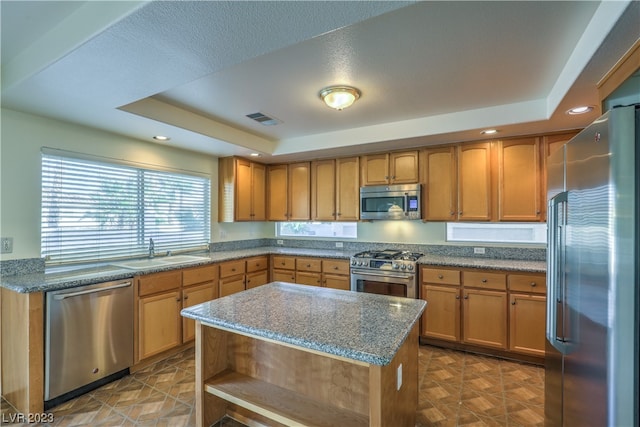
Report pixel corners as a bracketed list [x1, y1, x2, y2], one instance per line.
[53, 281, 132, 300]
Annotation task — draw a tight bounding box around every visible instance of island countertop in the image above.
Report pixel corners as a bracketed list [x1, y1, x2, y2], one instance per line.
[181, 281, 426, 366]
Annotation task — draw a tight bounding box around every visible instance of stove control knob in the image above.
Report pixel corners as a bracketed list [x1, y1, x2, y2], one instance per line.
[407, 264, 414, 271]
[359, 261, 367, 267]
[400, 264, 407, 270]
[392, 263, 400, 269]
[351, 259, 357, 266]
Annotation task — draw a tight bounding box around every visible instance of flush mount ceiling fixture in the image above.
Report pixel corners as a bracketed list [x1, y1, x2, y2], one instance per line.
[153, 135, 170, 141]
[319, 86, 361, 110]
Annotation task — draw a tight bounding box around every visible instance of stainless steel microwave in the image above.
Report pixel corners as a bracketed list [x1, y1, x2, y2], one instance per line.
[360, 184, 421, 220]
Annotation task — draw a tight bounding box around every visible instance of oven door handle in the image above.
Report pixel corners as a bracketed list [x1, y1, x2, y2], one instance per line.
[351, 270, 413, 280]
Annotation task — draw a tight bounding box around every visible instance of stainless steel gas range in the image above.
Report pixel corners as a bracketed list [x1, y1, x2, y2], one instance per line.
[350, 249, 424, 298]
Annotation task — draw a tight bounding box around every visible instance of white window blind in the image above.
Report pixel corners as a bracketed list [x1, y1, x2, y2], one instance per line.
[42, 152, 210, 264]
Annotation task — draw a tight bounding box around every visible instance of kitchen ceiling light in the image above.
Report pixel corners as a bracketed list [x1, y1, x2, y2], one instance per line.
[481, 129, 498, 135]
[153, 135, 170, 141]
[319, 86, 360, 110]
[567, 106, 594, 115]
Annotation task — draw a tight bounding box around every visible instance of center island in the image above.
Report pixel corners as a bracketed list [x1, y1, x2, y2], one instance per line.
[180, 281, 426, 427]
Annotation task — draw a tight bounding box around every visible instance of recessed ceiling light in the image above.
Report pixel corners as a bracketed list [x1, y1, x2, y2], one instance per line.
[153, 135, 171, 141]
[567, 106, 594, 115]
[250, 153, 261, 157]
[481, 129, 498, 135]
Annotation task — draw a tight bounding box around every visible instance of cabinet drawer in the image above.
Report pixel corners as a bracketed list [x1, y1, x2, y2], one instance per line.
[463, 271, 506, 290]
[296, 258, 322, 273]
[272, 269, 296, 283]
[246, 255, 268, 273]
[183, 265, 217, 287]
[219, 260, 246, 278]
[422, 267, 461, 286]
[322, 259, 350, 275]
[272, 255, 296, 270]
[138, 270, 182, 296]
[509, 274, 546, 294]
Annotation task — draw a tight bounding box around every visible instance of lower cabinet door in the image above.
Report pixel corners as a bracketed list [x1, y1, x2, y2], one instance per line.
[219, 275, 245, 297]
[323, 273, 350, 291]
[296, 271, 322, 287]
[138, 291, 182, 361]
[421, 284, 461, 342]
[509, 293, 546, 356]
[182, 283, 216, 343]
[462, 289, 507, 349]
[246, 270, 269, 289]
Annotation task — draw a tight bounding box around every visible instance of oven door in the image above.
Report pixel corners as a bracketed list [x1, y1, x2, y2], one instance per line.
[350, 269, 417, 298]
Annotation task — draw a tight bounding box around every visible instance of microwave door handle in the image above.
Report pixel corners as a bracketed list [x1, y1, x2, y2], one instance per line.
[404, 193, 409, 214]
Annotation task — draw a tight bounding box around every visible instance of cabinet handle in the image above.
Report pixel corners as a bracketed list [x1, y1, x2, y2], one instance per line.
[306, 264, 311, 268]
[392, 175, 396, 179]
[337, 212, 341, 216]
[459, 211, 463, 215]
[176, 297, 182, 302]
[481, 279, 487, 283]
[536, 210, 541, 215]
[530, 282, 537, 287]
[438, 274, 444, 279]
[385, 176, 389, 180]
[183, 295, 188, 300]
[455, 295, 460, 300]
[512, 300, 517, 305]
[334, 266, 339, 270]
[281, 262, 286, 265]
[450, 211, 455, 216]
[464, 295, 469, 299]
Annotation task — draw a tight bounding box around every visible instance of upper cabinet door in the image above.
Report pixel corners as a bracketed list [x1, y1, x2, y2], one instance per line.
[235, 158, 253, 221]
[498, 137, 542, 221]
[251, 162, 266, 221]
[311, 159, 336, 221]
[457, 142, 493, 221]
[541, 131, 579, 221]
[389, 151, 419, 184]
[267, 164, 288, 221]
[361, 153, 389, 186]
[288, 162, 311, 221]
[335, 157, 360, 221]
[424, 147, 457, 221]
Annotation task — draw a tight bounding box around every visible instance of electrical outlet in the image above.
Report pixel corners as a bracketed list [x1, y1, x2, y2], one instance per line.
[276, 239, 284, 245]
[397, 363, 403, 391]
[219, 230, 227, 239]
[474, 247, 486, 255]
[1, 237, 13, 254]
[335, 242, 343, 248]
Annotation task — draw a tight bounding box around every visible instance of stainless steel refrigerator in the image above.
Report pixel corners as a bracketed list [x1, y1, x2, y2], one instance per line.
[545, 104, 639, 426]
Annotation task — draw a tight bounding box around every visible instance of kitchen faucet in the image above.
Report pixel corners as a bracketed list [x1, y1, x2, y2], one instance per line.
[148, 238, 155, 258]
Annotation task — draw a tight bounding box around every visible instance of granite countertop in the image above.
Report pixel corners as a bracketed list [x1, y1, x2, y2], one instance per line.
[0, 247, 355, 293]
[418, 254, 546, 273]
[1, 246, 545, 293]
[180, 281, 426, 366]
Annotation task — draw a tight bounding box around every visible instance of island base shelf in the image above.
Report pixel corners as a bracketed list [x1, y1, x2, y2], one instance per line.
[204, 369, 368, 427]
[195, 319, 419, 427]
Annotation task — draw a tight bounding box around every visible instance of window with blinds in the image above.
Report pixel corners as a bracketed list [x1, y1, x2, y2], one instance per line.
[42, 152, 211, 265]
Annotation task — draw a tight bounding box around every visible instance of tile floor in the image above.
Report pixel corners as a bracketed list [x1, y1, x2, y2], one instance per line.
[1, 345, 544, 426]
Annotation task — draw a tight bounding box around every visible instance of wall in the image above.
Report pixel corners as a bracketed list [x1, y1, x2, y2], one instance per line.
[0, 108, 263, 261]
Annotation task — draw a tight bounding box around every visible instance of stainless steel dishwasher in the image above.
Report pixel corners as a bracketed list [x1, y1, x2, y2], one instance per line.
[45, 279, 133, 407]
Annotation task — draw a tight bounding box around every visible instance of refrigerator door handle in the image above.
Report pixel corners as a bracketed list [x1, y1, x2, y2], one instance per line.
[547, 191, 570, 354]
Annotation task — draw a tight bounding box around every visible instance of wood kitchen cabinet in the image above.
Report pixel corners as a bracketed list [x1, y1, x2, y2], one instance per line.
[420, 267, 461, 342]
[267, 162, 310, 221]
[137, 265, 218, 361]
[219, 259, 246, 297]
[271, 255, 350, 290]
[423, 146, 457, 221]
[457, 142, 493, 221]
[321, 259, 350, 290]
[271, 255, 297, 282]
[137, 270, 183, 361]
[361, 150, 419, 186]
[245, 255, 269, 289]
[461, 270, 507, 349]
[420, 267, 546, 360]
[508, 273, 546, 357]
[311, 157, 360, 221]
[182, 265, 218, 343]
[541, 131, 579, 220]
[218, 157, 266, 222]
[498, 137, 542, 221]
[295, 257, 322, 287]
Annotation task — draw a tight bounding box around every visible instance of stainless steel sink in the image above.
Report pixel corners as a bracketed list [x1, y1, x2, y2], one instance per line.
[111, 259, 171, 269]
[162, 255, 209, 264]
[111, 255, 209, 270]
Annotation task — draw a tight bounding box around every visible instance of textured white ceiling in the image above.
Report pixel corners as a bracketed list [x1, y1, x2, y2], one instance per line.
[1, 1, 638, 162]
